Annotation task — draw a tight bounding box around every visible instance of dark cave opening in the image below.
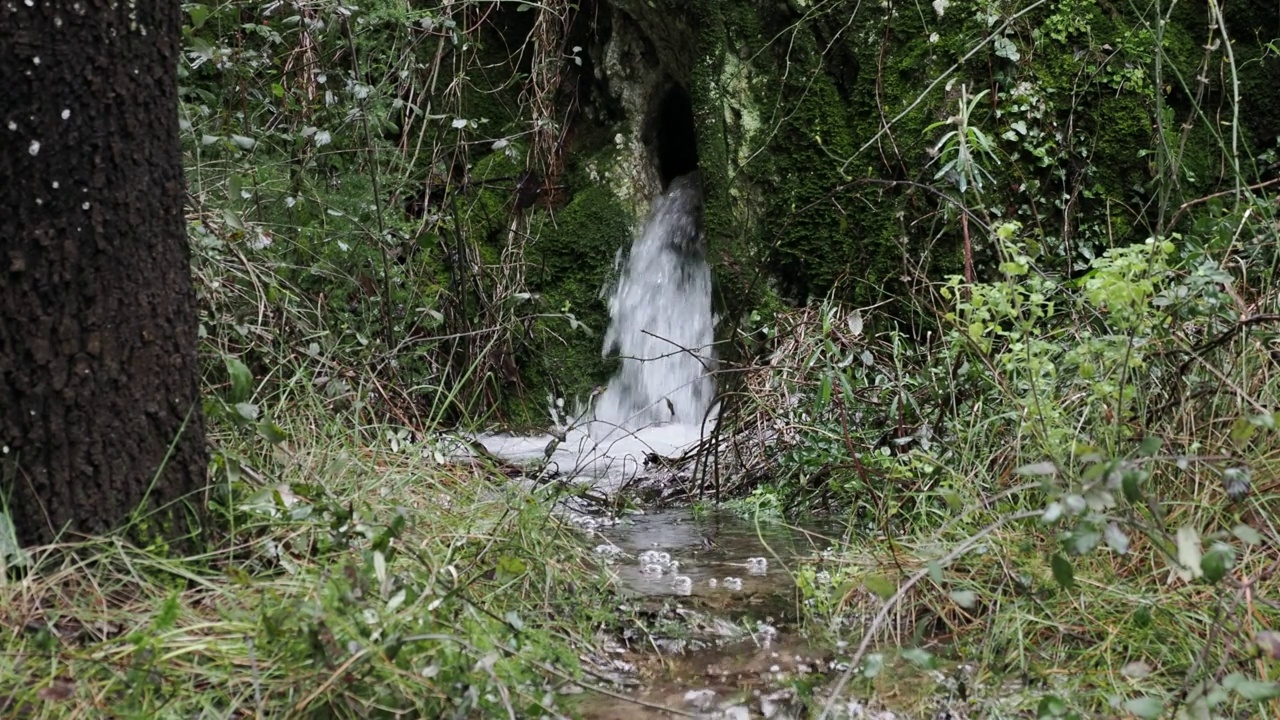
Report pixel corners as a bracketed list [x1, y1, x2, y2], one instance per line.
[649, 83, 700, 189]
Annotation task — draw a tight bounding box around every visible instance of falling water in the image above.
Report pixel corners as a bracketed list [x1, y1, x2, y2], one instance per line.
[591, 173, 714, 438]
[471, 173, 714, 482]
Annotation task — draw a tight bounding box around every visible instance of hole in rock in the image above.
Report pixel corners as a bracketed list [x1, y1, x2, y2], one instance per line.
[649, 83, 699, 189]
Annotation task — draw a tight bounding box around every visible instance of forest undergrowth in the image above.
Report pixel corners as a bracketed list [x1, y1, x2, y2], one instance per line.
[710, 57, 1280, 720]
[0, 223, 617, 717]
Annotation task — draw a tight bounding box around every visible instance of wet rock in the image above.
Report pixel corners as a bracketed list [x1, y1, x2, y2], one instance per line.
[683, 688, 717, 711]
[759, 688, 798, 719]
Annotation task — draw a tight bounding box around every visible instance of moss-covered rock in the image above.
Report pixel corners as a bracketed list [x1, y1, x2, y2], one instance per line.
[508, 183, 633, 423]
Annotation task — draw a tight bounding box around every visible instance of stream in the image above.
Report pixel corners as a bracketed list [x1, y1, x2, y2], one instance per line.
[570, 509, 953, 720]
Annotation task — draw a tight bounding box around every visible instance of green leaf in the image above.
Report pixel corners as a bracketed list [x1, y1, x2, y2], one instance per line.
[504, 611, 524, 632]
[1121, 470, 1144, 503]
[1083, 485, 1116, 512]
[1233, 679, 1280, 701]
[994, 35, 1022, 62]
[1233, 524, 1262, 546]
[1201, 543, 1234, 584]
[863, 574, 896, 599]
[224, 455, 241, 484]
[1068, 523, 1102, 555]
[496, 555, 527, 578]
[1176, 525, 1204, 581]
[950, 589, 977, 609]
[901, 647, 935, 668]
[942, 491, 962, 512]
[1050, 554, 1075, 589]
[1104, 523, 1130, 554]
[1133, 605, 1152, 628]
[1137, 435, 1163, 457]
[257, 421, 288, 445]
[220, 207, 244, 230]
[186, 4, 210, 29]
[927, 562, 944, 583]
[234, 402, 260, 421]
[1121, 696, 1164, 719]
[1231, 416, 1258, 446]
[154, 590, 182, 631]
[1036, 695, 1067, 718]
[1015, 461, 1058, 476]
[225, 357, 253, 402]
[861, 653, 884, 678]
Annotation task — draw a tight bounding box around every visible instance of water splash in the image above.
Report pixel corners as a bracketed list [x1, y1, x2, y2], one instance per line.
[592, 173, 714, 438]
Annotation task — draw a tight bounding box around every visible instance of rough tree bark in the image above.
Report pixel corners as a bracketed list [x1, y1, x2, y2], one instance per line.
[0, 2, 206, 546]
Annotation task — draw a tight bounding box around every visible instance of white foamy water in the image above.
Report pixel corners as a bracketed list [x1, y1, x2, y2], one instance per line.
[593, 173, 714, 435]
[475, 173, 715, 484]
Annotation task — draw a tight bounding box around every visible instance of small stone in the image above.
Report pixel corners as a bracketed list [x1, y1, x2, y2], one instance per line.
[683, 689, 716, 711]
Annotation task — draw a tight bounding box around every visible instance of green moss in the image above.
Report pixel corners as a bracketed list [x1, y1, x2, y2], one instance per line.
[506, 184, 634, 424]
[691, 1, 763, 327]
[695, 0, 935, 309]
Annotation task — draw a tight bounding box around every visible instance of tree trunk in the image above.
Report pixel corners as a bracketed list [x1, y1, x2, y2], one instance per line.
[0, 1, 206, 547]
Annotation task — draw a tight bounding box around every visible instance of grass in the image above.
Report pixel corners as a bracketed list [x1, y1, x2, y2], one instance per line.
[0, 419, 614, 719]
[718, 284, 1280, 717]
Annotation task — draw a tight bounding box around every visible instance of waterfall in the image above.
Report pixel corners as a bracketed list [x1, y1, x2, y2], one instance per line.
[591, 173, 714, 438]
[471, 172, 714, 482]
